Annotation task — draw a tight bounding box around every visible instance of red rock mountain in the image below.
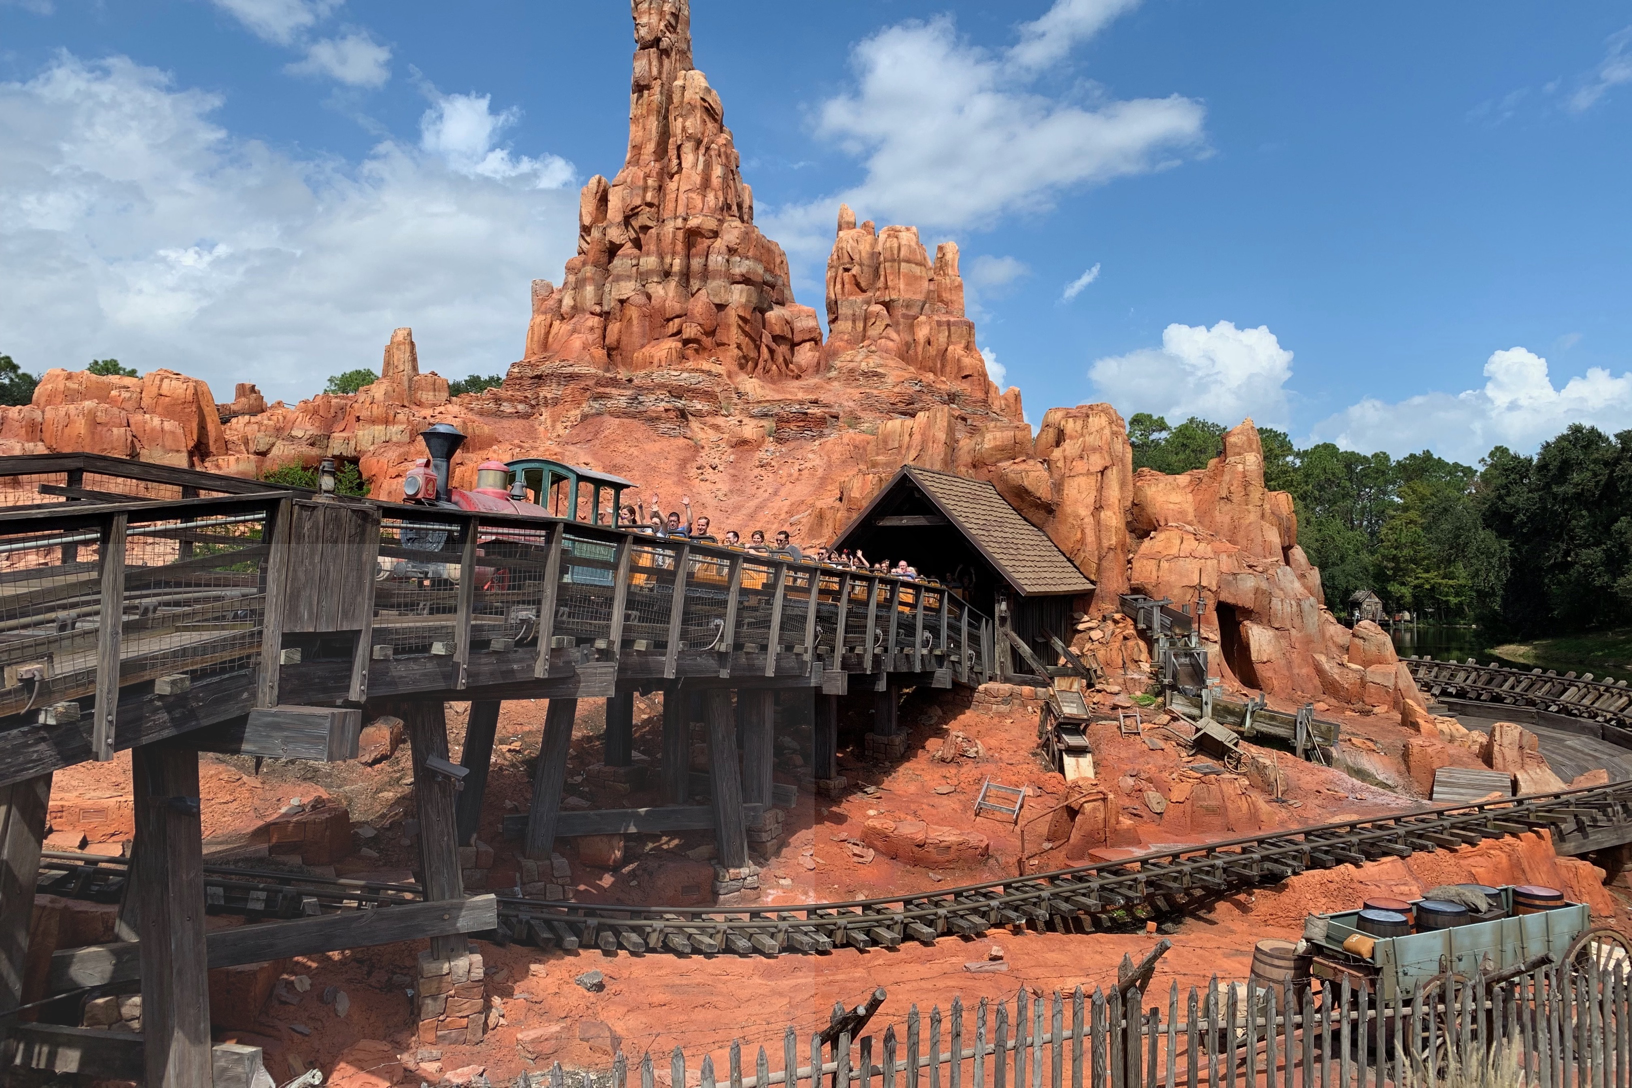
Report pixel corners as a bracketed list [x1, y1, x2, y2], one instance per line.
[0, 0, 1419, 715]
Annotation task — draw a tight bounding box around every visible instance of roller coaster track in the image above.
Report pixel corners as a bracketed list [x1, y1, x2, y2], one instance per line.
[39, 781, 1632, 959]
[1404, 656, 1632, 732]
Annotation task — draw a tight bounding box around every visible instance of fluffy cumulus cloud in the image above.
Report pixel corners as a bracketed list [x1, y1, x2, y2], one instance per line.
[419, 91, 573, 187]
[1570, 26, 1632, 112]
[209, 0, 340, 46]
[1312, 348, 1632, 462]
[1062, 263, 1101, 300]
[764, 0, 1204, 280]
[980, 347, 1008, 390]
[1089, 321, 1294, 429]
[0, 54, 579, 403]
[286, 31, 392, 88]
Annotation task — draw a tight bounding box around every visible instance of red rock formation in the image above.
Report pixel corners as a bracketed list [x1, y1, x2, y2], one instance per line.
[511, 0, 819, 379]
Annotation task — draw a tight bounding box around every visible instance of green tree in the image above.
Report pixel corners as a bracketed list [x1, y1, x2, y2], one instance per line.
[88, 358, 137, 377]
[261, 461, 369, 496]
[0, 355, 37, 406]
[323, 369, 377, 395]
[449, 374, 504, 396]
[1128, 413, 1226, 474]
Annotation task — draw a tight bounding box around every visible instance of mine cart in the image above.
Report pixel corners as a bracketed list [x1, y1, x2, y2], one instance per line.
[1303, 888, 1619, 1003]
[1039, 686, 1094, 779]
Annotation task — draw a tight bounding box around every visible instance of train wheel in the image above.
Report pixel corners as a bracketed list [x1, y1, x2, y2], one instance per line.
[1567, 926, 1632, 978]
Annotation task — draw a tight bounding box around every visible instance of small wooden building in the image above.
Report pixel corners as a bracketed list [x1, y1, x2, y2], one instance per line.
[831, 466, 1094, 678]
[1350, 589, 1385, 625]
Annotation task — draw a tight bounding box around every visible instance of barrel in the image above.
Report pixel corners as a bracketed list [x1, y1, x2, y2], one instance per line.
[1514, 885, 1565, 915]
[1356, 909, 1411, 938]
[1415, 899, 1471, 930]
[1363, 896, 1415, 925]
[1251, 939, 1311, 986]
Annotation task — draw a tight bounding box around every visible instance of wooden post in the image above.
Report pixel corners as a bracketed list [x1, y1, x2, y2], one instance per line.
[453, 516, 479, 690]
[661, 684, 689, 805]
[814, 694, 839, 781]
[741, 689, 775, 808]
[913, 584, 927, 672]
[765, 564, 789, 677]
[803, 566, 821, 665]
[402, 700, 464, 961]
[60, 467, 83, 564]
[607, 536, 634, 657]
[706, 688, 748, 869]
[133, 740, 212, 1087]
[835, 574, 853, 667]
[533, 522, 565, 678]
[605, 691, 634, 768]
[455, 700, 502, 847]
[524, 698, 578, 862]
[719, 557, 745, 676]
[663, 544, 691, 680]
[0, 772, 51, 1065]
[349, 505, 382, 703]
[874, 684, 898, 737]
[863, 577, 881, 674]
[258, 498, 292, 709]
[93, 513, 128, 762]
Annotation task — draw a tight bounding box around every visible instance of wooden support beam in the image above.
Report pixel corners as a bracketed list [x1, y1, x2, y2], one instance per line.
[663, 544, 690, 679]
[884, 579, 903, 657]
[9, 1027, 269, 1085]
[257, 498, 292, 709]
[740, 688, 775, 808]
[862, 576, 880, 673]
[453, 516, 479, 690]
[348, 506, 382, 704]
[718, 557, 744, 676]
[607, 536, 634, 658]
[92, 512, 127, 761]
[456, 700, 502, 847]
[0, 772, 51, 1066]
[523, 697, 577, 862]
[764, 564, 788, 677]
[604, 691, 634, 767]
[874, 683, 898, 737]
[803, 566, 821, 667]
[913, 584, 927, 672]
[133, 739, 212, 1088]
[706, 688, 748, 869]
[47, 895, 499, 994]
[661, 685, 689, 805]
[835, 574, 852, 665]
[814, 694, 838, 781]
[401, 700, 463, 961]
[533, 522, 565, 678]
[190, 705, 361, 761]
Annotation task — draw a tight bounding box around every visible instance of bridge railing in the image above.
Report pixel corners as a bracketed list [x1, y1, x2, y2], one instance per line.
[369, 503, 993, 680]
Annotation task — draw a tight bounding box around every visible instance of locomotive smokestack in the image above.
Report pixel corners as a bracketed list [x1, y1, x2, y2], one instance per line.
[418, 423, 466, 501]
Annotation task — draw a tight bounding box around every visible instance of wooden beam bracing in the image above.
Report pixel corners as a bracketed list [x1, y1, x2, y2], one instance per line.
[523, 697, 577, 861]
[456, 700, 502, 847]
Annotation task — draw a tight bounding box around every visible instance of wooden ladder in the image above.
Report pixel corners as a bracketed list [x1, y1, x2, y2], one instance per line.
[973, 777, 1026, 825]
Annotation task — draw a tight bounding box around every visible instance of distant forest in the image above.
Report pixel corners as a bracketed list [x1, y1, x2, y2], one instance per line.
[1130, 414, 1632, 639]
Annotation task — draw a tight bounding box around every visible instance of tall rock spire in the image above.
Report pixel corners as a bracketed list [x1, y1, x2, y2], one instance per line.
[522, 0, 822, 377]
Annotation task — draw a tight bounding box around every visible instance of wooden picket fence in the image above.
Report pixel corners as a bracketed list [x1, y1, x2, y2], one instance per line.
[533, 959, 1632, 1088]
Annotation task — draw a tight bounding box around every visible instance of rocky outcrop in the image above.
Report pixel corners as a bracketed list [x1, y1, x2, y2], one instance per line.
[511, 0, 819, 379]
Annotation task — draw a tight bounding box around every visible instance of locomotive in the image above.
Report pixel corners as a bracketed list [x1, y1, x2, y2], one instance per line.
[400, 422, 634, 525]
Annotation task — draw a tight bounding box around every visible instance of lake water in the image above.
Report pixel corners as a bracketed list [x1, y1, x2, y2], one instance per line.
[1389, 625, 1585, 675]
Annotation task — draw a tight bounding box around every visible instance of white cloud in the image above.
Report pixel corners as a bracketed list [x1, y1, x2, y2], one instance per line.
[1, 0, 54, 14]
[1009, 0, 1143, 72]
[981, 347, 1008, 390]
[286, 31, 391, 88]
[419, 91, 573, 188]
[1312, 347, 1632, 462]
[209, 0, 339, 46]
[0, 53, 579, 404]
[967, 254, 1028, 290]
[1089, 320, 1293, 429]
[762, 0, 1203, 285]
[1570, 26, 1632, 112]
[1062, 262, 1101, 300]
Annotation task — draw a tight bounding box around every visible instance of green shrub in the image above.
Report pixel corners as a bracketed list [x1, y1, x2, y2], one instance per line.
[323, 368, 378, 395]
[88, 358, 137, 377]
[449, 374, 504, 396]
[261, 461, 369, 496]
[0, 356, 37, 406]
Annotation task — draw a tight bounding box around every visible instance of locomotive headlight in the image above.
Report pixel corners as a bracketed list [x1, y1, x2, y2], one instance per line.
[403, 475, 422, 498]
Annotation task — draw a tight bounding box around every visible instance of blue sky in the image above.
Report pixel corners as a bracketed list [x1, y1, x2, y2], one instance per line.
[2, 0, 1629, 463]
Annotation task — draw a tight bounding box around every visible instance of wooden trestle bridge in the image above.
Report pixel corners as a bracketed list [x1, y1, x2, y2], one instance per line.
[0, 454, 993, 1082]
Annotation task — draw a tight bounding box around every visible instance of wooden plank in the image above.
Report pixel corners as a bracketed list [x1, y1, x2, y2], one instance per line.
[453, 515, 479, 690]
[401, 699, 464, 961]
[607, 535, 634, 660]
[257, 498, 292, 709]
[707, 687, 748, 869]
[499, 803, 765, 840]
[524, 697, 578, 861]
[765, 564, 789, 678]
[189, 705, 362, 761]
[533, 522, 565, 678]
[92, 512, 127, 761]
[661, 684, 689, 805]
[885, 579, 903, 656]
[8, 1023, 143, 1078]
[1432, 766, 1515, 804]
[133, 739, 212, 1088]
[0, 772, 51, 1065]
[863, 576, 880, 673]
[803, 566, 821, 668]
[719, 557, 745, 673]
[741, 689, 775, 807]
[913, 584, 927, 672]
[349, 505, 381, 703]
[456, 700, 502, 846]
[0, 452, 280, 495]
[46, 896, 499, 993]
[664, 544, 691, 679]
[835, 573, 852, 665]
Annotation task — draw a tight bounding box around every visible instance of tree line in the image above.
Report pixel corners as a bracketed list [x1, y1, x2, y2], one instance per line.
[1130, 413, 1632, 639]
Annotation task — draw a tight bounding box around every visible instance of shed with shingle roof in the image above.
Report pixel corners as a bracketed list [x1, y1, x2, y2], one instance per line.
[831, 466, 1094, 673]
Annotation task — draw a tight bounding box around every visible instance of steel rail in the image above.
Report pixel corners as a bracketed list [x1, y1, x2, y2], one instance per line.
[1404, 656, 1632, 729]
[35, 781, 1632, 957]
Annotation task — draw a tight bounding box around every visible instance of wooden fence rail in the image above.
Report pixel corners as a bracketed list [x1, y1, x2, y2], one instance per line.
[529, 962, 1632, 1088]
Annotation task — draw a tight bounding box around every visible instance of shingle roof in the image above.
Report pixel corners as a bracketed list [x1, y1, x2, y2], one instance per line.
[846, 466, 1095, 597]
